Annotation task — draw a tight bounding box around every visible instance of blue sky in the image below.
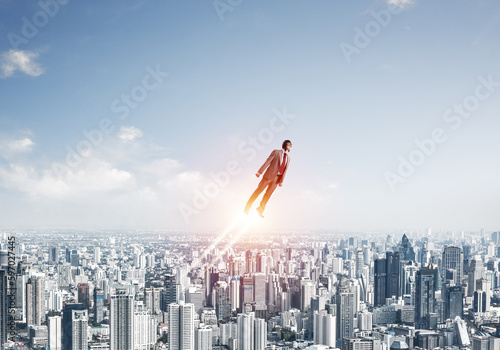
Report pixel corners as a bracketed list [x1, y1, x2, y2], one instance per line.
[0, 0, 499, 232]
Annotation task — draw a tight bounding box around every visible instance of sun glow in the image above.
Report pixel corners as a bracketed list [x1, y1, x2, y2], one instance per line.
[200, 209, 264, 270]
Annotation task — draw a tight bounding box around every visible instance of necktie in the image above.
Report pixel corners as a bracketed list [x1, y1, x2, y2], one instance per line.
[278, 153, 287, 175]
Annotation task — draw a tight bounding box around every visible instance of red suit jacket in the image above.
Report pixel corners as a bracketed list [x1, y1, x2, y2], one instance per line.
[258, 149, 290, 184]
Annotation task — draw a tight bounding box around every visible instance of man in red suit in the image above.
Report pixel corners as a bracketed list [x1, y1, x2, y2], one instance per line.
[244, 140, 292, 218]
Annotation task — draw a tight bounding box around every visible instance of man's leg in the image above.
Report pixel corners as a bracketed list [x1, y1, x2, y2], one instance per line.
[257, 177, 279, 212]
[244, 178, 271, 212]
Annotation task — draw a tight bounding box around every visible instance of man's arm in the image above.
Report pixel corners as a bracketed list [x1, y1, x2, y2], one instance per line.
[256, 150, 276, 176]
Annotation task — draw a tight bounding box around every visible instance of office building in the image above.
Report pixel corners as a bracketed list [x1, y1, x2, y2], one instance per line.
[48, 316, 62, 350]
[442, 246, 463, 285]
[110, 286, 134, 350]
[71, 310, 88, 350]
[168, 302, 195, 350]
[415, 265, 439, 329]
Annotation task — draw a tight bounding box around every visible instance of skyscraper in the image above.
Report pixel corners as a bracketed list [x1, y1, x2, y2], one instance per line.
[195, 325, 212, 350]
[144, 287, 161, 315]
[254, 273, 266, 307]
[214, 281, 231, 321]
[48, 315, 62, 350]
[205, 267, 219, 307]
[338, 292, 355, 344]
[71, 310, 88, 350]
[374, 258, 386, 307]
[399, 234, 415, 261]
[256, 252, 266, 273]
[385, 251, 400, 300]
[62, 303, 85, 350]
[162, 274, 182, 311]
[401, 261, 417, 298]
[94, 247, 101, 264]
[254, 317, 267, 350]
[110, 286, 134, 350]
[93, 288, 104, 323]
[237, 312, 267, 350]
[168, 302, 195, 350]
[26, 276, 44, 326]
[237, 312, 255, 350]
[134, 309, 157, 350]
[444, 284, 463, 319]
[468, 257, 485, 297]
[240, 275, 254, 312]
[442, 246, 463, 285]
[473, 278, 491, 313]
[50, 246, 59, 262]
[314, 310, 336, 347]
[355, 249, 364, 278]
[230, 277, 240, 312]
[415, 264, 440, 329]
[77, 283, 90, 309]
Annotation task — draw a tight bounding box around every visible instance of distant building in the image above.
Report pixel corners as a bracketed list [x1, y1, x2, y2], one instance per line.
[71, 310, 88, 350]
[77, 283, 90, 309]
[62, 303, 86, 350]
[162, 274, 182, 311]
[48, 316, 62, 350]
[168, 302, 195, 350]
[342, 337, 381, 350]
[313, 310, 336, 347]
[237, 312, 267, 350]
[144, 287, 161, 315]
[399, 234, 415, 261]
[29, 325, 48, 348]
[26, 276, 44, 326]
[195, 326, 212, 350]
[338, 292, 355, 344]
[443, 284, 463, 319]
[94, 288, 104, 323]
[473, 278, 491, 313]
[468, 256, 485, 297]
[374, 258, 386, 307]
[415, 264, 440, 329]
[442, 246, 463, 285]
[214, 281, 232, 321]
[110, 286, 134, 350]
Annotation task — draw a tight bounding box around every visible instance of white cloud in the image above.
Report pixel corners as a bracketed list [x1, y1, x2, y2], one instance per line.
[387, 0, 414, 9]
[0, 136, 35, 158]
[326, 182, 339, 190]
[6, 138, 35, 152]
[0, 50, 45, 78]
[0, 159, 133, 199]
[118, 126, 143, 142]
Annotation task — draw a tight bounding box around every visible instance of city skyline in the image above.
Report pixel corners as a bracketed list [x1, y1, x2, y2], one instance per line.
[1, 228, 500, 348]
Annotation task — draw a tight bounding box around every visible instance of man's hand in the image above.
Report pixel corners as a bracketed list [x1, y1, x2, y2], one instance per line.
[279, 183, 283, 187]
[256, 173, 261, 178]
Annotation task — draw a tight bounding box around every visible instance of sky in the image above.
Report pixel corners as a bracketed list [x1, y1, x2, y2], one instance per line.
[0, 0, 499, 232]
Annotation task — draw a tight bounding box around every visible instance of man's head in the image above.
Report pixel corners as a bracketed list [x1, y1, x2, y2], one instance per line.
[282, 140, 292, 152]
